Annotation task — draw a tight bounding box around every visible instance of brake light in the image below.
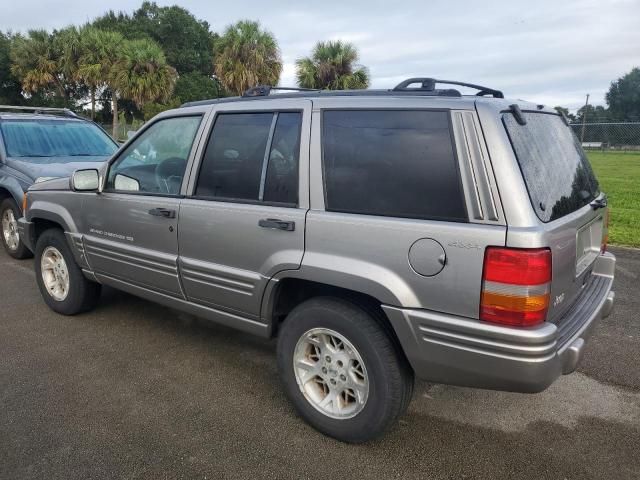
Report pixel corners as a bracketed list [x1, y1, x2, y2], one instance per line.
[480, 247, 552, 327]
[601, 210, 609, 253]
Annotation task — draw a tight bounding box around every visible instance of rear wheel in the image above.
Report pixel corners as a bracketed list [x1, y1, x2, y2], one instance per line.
[277, 297, 414, 443]
[34, 228, 101, 315]
[1, 198, 31, 259]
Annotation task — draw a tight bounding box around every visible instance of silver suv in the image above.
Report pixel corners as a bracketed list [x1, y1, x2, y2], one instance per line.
[19, 78, 616, 443]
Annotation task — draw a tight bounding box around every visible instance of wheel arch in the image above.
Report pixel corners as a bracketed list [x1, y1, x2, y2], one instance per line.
[0, 180, 25, 209]
[262, 276, 411, 370]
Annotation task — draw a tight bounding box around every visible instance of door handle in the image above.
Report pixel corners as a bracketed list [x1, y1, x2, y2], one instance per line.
[258, 218, 295, 231]
[148, 208, 176, 218]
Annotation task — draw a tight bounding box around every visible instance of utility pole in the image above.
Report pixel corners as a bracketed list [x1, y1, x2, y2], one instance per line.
[580, 93, 590, 143]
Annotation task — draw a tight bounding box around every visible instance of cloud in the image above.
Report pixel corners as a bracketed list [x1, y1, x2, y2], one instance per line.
[2, 0, 639, 111]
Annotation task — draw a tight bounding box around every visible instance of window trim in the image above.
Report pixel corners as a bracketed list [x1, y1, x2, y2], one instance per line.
[320, 108, 469, 223]
[103, 113, 203, 197]
[190, 109, 304, 207]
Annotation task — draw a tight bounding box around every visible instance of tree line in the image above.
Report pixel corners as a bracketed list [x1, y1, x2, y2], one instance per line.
[1, 1, 638, 135]
[555, 67, 640, 124]
[0, 1, 370, 136]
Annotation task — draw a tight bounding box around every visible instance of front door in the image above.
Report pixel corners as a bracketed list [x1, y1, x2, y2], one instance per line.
[179, 100, 311, 319]
[83, 114, 205, 297]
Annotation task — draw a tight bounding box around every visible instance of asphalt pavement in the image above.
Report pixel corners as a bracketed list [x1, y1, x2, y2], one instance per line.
[1, 246, 638, 479]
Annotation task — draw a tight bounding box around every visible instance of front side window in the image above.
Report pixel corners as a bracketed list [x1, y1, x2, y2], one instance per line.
[0, 119, 117, 160]
[106, 116, 202, 195]
[195, 111, 302, 205]
[322, 110, 466, 221]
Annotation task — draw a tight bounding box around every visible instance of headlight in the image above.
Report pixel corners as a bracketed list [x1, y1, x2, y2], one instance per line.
[34, 176, 59, 183]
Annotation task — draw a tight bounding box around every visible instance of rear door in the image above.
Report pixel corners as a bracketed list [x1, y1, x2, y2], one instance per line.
[502, 111, 605, 321]
[179, 99, 311, 319]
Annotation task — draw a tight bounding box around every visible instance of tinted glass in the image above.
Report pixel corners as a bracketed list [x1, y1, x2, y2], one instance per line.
[322, 110, 466, 221]
[107, 116, 201, 195]
[263, 112, 302, 204]
[0, 119, 117, 160]
[503, 112, 600, 222]
[196, 112, 297, 201]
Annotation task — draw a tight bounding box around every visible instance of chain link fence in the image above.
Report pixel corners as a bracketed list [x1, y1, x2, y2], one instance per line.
[98, 122, 142, 143]
[570, 122, 640, 150]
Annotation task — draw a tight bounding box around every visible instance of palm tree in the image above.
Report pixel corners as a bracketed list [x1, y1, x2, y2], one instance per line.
[214, 20, 282, 96]
[76, 28, 125, 120]
[10, 30, 67, 99]
[108, 38, 176, 137]
[111, 38, 177, 109]
[55, 27, 82, 85]
[296, 41, 369, 90]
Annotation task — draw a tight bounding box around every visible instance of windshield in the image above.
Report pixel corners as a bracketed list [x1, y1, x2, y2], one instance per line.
[0, 119, 118, 160]
[503, 112, 600, 223]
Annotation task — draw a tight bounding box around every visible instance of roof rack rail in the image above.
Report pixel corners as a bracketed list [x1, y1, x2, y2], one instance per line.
[392, 78, 504, 98]
[0, 105, 79, 118]
[242, 85, 321, 97]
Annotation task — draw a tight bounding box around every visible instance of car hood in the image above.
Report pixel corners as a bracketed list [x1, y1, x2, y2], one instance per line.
[6, 156, 110, 182]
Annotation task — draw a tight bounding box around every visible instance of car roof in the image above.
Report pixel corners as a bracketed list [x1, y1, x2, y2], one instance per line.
[0, 112, 87, 121]
[167, 91, 548, 119]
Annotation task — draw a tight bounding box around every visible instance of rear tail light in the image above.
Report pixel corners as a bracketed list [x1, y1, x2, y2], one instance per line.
[480, 247, 552, 327]
[601, 210, 609, 253]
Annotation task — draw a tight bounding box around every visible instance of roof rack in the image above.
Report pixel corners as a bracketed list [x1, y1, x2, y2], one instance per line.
[392, 78, 504, 98]
[0, 105, 79, 118]
[242, 85, 321, 97]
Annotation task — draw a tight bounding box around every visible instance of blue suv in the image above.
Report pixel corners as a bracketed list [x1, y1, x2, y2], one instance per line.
[0, 106, 118, 258]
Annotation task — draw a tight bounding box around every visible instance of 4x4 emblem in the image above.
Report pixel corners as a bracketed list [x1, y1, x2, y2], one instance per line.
[448, 240, 481, 250]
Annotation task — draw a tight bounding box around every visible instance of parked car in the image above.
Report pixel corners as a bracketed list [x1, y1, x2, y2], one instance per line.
[19, 79, 615, 442]
[0, 106, 118, 258]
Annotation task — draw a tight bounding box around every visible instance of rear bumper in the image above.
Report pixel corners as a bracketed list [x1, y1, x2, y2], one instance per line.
[384, 252, 616, 393]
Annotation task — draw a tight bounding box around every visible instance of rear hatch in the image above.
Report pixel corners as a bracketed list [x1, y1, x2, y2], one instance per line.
[502, 111, 606, 323]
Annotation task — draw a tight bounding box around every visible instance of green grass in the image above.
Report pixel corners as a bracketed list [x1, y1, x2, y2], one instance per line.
[587, 151, 640, 247]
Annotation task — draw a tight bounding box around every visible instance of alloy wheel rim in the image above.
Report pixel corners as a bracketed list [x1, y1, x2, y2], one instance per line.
[1, 208, 19, 251]
[41, 246, 70, 301]
[293, 328, 369, 419]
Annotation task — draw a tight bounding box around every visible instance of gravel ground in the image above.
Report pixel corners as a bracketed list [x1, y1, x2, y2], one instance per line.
[1, 246, 638, 479]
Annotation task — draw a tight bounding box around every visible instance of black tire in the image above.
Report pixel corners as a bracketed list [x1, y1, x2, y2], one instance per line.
[0, 197, 32, 259]
[34, 228, 101, 315]
[277, 297, 414, 443]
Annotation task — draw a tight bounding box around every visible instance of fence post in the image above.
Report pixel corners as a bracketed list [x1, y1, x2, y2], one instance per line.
[580, 93, 590, 143]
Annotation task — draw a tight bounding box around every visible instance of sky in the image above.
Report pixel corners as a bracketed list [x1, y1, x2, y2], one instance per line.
[2, 0, 639, 112]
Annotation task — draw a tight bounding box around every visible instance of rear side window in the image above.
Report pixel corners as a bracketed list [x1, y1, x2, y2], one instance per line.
[322, 110, 466, 221]
[195, 112, 301, 205]
[503, 112, 600, 222]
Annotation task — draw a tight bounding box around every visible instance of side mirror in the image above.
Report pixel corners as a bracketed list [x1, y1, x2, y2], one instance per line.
[71, 169, 100, 191]
[114, 173, 140, 192]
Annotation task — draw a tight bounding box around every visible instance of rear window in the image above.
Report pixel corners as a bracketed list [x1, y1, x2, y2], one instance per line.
[503, 112, 599, 223]
[322, 110, 466, 222]
[0, 119, 117, 159]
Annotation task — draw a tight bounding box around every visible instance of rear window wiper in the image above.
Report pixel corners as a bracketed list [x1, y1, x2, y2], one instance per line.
[590, 196, 607, 210]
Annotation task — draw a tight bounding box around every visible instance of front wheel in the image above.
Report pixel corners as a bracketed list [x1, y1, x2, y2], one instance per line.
[277, 297, 414, 443]
[1, 198, 31, 259]
[34, 228, 101, 315]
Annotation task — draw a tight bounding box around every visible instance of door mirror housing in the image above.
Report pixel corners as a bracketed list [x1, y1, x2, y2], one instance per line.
[71, 169, 100, 191]
[114, 173, 140, 192]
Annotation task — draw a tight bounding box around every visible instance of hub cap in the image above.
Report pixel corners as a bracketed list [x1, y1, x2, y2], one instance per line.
[2, 208, 19, 251]
[293, 328, 369, 419]
[41, 246, 70, 301]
